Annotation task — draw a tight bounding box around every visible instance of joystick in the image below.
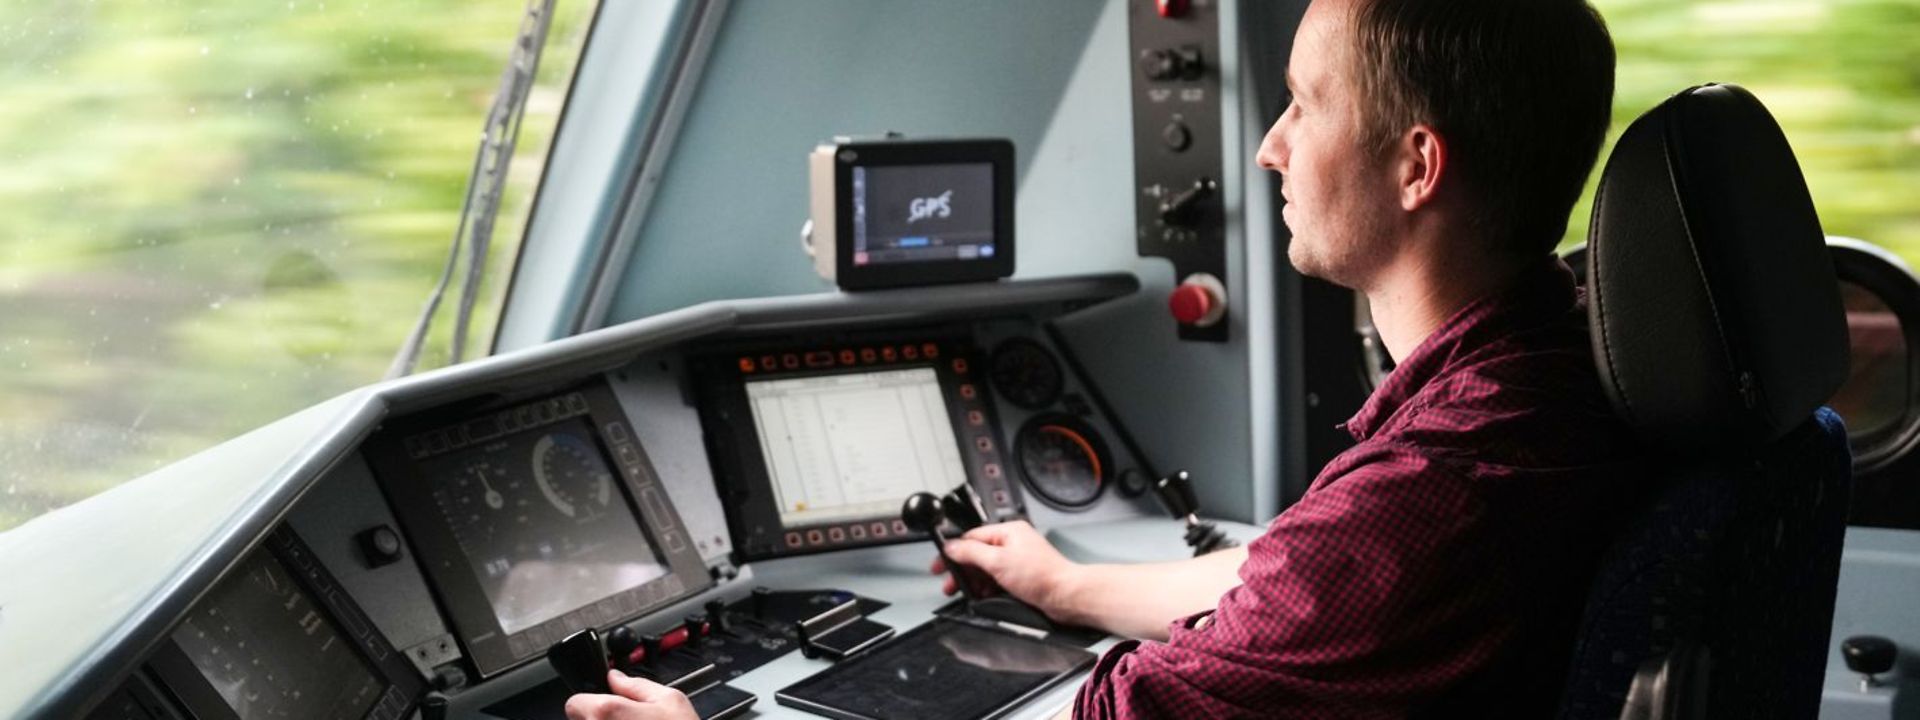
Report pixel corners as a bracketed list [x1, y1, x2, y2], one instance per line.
[903, 492, 1055, 632]
[1152, 470, 1236, 556]
[547, 628, 611, 694]
[903, 492, 991, 601]
[1842, 635, 1898, 692]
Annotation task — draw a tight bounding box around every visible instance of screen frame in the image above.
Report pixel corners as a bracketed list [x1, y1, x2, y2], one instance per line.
[693, 332, 1026, 563]
[773, 619, 1095, 720]
[145, 527, 423, 720]
[365, 380, 712, 679]
[831, 139, 1015, 290]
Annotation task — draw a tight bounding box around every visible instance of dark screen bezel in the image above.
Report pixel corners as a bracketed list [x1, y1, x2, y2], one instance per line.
[692, 336, 1020, 563]
[366, 381, 712, 679]
[833, 139, 1015, 290]
[146, 528, 421, 720]
[774, 619, 1095, 720]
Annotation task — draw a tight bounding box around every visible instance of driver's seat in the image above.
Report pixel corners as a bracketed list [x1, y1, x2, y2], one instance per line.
[1558, 84, 1853, 719]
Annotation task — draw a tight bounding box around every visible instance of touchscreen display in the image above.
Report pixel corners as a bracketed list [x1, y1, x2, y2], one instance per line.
[418, 417, 669, 635]
[746, 367, 968, 528]
[777, 620, 1094, 720]
[172, 551, 383, 720]
[852, 163, 996, 266]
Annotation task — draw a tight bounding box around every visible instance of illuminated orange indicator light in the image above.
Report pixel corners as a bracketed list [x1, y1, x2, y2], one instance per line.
[738, 357, 756, 373]
[923, 343, 940, 358]
[1040, 424, 1104, 483]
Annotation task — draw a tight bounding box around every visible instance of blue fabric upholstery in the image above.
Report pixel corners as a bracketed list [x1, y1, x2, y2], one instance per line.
[1559, 407, 1851, 719]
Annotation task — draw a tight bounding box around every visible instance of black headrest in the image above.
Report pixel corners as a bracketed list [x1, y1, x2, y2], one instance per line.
[1587, 84, 1850, 454]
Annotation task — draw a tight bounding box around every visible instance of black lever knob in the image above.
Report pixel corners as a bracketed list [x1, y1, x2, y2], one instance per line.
[547, 628, 610, 694]
[1152, 470, 1200, 520]
[606, 626, 640, 668]
[941, 486, 987, 531]
[904, 491, 992, 601]
[902, 492, 945, 535]
[683, 614, 708, 646]
[640, 633, 664, 667]
[704, 599, 731, 632]
[1842, 635, 1898, 691]
[751, 586, 772, 620]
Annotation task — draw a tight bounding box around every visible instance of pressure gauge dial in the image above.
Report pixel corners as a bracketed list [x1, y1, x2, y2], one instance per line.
[1014, 415, 1111, 510]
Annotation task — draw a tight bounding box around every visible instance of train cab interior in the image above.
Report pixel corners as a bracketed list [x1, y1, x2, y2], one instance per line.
[3, 1, 1919, 718]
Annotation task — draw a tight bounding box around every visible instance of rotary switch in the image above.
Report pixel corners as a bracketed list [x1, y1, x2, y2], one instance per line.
[1169, 273, 1227, 328]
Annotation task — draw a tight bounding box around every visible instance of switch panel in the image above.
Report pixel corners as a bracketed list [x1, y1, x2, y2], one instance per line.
[1130, 0, 1228, 342]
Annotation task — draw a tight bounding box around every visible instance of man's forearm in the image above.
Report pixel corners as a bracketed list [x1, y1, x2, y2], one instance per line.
[1053, 546, 1247, 641]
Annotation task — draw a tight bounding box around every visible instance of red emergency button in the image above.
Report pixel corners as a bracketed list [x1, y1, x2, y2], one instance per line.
[1157, 0, 1190, 18]
[1168, 273, 1227, 327]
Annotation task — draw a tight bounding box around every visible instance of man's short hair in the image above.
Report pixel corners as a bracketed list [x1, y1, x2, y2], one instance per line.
[1350, 0, 1615, 256]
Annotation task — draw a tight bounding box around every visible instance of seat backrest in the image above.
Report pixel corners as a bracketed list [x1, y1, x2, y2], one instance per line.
[1559, 84, 1854, 719]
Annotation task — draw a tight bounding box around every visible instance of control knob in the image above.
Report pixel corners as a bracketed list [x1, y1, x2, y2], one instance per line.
[1841, 635, 1898, 692]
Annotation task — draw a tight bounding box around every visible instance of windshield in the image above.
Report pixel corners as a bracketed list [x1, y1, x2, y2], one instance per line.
[0, 0, 599, 531]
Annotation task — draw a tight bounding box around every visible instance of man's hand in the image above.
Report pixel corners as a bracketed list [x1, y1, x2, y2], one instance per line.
[935, 521, 1251, 640]
[933, 521, 1084, 624]
[563, 669, 696, 720]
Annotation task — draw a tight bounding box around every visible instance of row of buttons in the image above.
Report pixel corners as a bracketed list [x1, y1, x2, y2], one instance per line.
[786, 519, 913, 549]
[738, 343, 946, 374]
[405, 393, 591, 459]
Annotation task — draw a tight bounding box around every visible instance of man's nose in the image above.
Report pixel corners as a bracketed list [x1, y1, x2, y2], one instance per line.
[1255, 120, 1288, 173]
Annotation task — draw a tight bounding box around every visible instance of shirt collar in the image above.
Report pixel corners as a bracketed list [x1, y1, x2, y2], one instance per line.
[1344, 257, 1580, 442]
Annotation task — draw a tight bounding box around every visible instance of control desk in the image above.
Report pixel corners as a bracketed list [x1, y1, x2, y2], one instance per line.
[68, 274, 1265, 720]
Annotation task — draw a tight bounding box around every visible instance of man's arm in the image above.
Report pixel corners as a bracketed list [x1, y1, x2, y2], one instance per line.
[938, 521, 1247, 641]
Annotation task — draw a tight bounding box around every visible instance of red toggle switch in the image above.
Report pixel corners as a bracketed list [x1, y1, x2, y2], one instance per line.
[1168, 273, 1227, 328]
[1157, 0, 1191, 19]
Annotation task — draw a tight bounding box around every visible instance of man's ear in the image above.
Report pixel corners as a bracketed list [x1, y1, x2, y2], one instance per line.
[1397, 124, 1447, 212]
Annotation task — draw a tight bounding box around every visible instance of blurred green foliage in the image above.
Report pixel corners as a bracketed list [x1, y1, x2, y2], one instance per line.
[0, 0, 596, 530]
[1566, 0, 1920, 261]
[1, 0, 1914, 532]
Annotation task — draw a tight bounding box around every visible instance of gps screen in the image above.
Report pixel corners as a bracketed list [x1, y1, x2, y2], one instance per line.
[417, 417, 669, 635]
[852, 163, 996, 266]
[745, 367, 968, 528]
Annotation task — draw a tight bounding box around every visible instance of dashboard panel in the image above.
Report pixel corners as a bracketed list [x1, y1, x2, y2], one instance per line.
[89, 296, 1188, 720]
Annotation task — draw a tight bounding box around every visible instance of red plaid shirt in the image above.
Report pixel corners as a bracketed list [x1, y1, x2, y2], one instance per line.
[1075, 259, 1646, 719]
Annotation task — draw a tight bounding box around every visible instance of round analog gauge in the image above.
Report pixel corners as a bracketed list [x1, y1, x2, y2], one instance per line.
[438, 460, 528, 550]
[990, 338, 1065, 410]
[1014, 415, 1110, 509]
[532, 432, 614, 520]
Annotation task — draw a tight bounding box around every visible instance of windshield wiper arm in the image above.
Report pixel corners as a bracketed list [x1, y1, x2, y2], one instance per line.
[387, 0, 558, 379]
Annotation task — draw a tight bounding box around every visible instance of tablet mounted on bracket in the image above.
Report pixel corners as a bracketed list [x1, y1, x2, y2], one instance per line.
[805, 136, 1016, 290]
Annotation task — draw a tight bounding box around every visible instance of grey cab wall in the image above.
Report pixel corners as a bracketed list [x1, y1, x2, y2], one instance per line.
[601, 0, 1284, 522]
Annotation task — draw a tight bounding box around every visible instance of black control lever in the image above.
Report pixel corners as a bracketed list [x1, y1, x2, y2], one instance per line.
[1842, 635, 1898, 692]
[903, 493, 993, 602]
[906, 492, 1059, 634]
[548, 628, 611, 694]
[941, 484, 988, 531]
[1152, 470, 1236, 556]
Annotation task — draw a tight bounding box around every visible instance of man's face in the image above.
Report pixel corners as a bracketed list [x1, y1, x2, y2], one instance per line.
[1255, 0, 1399, 290]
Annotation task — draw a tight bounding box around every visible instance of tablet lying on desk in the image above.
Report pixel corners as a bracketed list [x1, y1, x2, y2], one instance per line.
[777, 619, 1095, 720]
